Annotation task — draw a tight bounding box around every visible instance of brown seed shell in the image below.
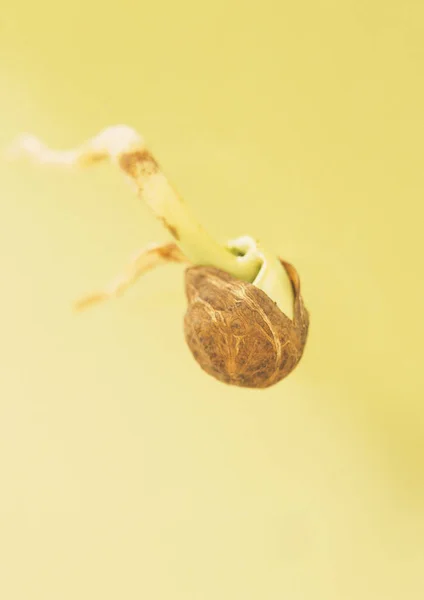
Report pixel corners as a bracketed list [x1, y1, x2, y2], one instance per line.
[184, 260, 309, 388]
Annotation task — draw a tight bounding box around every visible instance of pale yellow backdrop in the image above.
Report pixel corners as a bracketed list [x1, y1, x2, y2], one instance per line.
[1, 1, 423, 599]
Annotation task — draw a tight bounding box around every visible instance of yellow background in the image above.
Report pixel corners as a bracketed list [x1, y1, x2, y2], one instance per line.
[1, 1, 423, 598]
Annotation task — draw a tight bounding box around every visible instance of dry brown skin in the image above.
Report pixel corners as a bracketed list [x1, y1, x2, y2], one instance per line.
[184, 260, 309, 389]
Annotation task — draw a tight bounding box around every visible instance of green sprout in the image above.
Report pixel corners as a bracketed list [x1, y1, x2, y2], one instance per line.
[10, 125, 293, 317]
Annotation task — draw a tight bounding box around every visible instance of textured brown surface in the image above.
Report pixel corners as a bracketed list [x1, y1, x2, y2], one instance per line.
[184, 261, 309, 389]
[118, 149, 159, 179]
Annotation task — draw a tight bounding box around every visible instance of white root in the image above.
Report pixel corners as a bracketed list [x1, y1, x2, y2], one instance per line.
[74, 242, 188, 311]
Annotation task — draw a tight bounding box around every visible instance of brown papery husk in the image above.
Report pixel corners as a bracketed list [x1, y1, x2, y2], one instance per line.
[184, 259, 309, 389]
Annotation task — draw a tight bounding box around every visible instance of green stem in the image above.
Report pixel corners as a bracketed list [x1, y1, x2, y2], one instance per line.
[135, 174, 293, 318]
[139, 173, 262, 282]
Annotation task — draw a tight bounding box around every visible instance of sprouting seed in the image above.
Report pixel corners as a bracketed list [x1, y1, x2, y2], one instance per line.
[9, 126, 309, 388]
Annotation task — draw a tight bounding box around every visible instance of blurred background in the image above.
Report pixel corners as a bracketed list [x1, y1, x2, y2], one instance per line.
[1, 0, 423, 598]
